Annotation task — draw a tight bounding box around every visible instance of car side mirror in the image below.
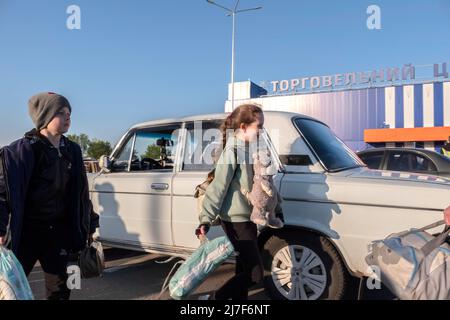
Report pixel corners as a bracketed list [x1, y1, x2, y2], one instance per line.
[279, 154, 313, 166]
[99, 155, 112, 172]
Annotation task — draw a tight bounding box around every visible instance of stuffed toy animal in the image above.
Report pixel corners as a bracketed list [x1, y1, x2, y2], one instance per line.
[241, 149, 284, 229]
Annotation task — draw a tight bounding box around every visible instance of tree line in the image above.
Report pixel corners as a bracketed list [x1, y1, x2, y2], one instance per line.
[67, 134, 112, 160]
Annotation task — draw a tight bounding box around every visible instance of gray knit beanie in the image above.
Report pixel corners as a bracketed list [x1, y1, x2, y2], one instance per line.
[28, 92, 72, 130]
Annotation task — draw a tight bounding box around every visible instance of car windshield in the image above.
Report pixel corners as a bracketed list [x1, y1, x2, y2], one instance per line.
[294, 118, 365, 172]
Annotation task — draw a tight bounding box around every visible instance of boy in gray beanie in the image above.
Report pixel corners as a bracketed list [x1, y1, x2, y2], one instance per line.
[28, 92, 72, 131]
[0, 92, 99, 300]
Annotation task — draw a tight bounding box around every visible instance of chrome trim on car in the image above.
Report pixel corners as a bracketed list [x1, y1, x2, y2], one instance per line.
[283, 197, 444, 212]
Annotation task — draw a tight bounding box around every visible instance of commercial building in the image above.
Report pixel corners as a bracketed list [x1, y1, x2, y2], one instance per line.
[225, 62, 450, 152]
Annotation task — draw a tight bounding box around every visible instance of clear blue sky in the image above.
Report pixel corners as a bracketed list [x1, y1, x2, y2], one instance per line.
[1, 0, 449, 147]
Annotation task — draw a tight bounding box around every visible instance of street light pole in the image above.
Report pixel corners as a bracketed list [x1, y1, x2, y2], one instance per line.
[231, 10, 235, 110]
[206, 0, 262, 111]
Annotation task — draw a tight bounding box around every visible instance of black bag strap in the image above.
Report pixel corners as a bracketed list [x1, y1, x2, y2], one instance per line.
[418, 220, 446, 232]
[421, 224, 450, 257]
[398, 220, 446, 238]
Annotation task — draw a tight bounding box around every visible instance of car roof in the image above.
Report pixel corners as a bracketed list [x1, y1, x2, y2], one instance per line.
[130, 111, 323, 130]
[110, 111, 328, 160]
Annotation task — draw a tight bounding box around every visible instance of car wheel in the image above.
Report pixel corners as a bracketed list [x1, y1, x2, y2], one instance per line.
[262, 232, 348, 300]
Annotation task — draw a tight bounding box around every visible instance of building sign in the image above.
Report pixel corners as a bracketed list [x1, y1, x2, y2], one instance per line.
[263, 62, 449, 95]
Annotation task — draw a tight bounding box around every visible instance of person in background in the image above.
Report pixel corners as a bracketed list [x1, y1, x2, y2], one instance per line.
[441, 136, 450, 158]
[0, 92, 99, 300]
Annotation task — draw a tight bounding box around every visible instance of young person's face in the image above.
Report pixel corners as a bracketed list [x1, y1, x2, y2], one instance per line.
[46, 107, 71, 134]
[240, 113, 264, 142]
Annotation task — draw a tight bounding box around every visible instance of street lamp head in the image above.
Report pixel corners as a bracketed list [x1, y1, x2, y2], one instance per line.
[236, 6, 263, 13]
[206, 0, 233, 13]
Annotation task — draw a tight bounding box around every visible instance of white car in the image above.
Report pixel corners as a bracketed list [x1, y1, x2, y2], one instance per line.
[89, 111, 450, 300]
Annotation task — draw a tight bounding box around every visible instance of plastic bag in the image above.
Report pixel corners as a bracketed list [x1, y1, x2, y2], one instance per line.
[169, 236, 234, 300]
[0, 246, 34, 300]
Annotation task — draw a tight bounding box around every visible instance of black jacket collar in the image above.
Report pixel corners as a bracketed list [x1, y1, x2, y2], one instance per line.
[24, 129, 68, 149]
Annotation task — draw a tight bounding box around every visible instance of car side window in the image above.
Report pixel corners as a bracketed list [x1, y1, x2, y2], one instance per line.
[359, 151, 384, 169]
[111, 134, 134, 172]
[182, 120, 223, 171]
[386, 152, 411, 171]
[130, 124, 181, 172]
[410, 154, 437, 172]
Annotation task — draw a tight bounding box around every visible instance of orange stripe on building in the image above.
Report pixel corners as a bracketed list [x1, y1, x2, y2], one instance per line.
[364, 127, 450, 143]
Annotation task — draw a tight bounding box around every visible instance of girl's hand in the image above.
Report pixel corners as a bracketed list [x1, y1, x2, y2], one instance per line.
[444, 206, 450, 226]
[195, 224, 210, 238]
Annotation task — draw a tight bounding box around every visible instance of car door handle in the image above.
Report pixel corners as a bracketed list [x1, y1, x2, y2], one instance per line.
[151, 183, 169, 191]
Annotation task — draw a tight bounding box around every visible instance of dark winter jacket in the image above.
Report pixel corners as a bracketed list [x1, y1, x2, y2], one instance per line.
[0, 130, 99, 254]
[24, 130, 73, 224]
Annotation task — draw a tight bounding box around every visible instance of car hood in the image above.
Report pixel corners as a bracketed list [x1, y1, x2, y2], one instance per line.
[347, 167, 450, 186]
[319, 167, 450, 211]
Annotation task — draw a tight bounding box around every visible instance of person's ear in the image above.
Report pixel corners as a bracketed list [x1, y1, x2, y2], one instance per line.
[239, 123, 247, 132]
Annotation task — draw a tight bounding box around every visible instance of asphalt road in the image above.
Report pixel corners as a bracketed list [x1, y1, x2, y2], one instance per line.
[29, 247, 395, 300]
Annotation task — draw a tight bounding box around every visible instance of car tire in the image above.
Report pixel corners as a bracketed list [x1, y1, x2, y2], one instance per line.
[262, 232, 348, 300]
